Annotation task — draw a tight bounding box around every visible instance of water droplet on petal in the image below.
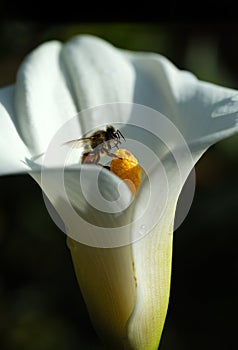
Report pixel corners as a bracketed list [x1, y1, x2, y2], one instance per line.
[139, 224, 146, 235]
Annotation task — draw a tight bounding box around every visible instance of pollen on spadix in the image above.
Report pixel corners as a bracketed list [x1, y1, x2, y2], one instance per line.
[110, 149, 142, 196]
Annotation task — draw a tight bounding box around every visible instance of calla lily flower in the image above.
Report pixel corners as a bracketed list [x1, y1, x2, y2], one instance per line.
[0, 35, 238, 349]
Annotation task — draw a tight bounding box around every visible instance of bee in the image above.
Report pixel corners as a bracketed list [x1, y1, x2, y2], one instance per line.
[64, 125, 125, 165]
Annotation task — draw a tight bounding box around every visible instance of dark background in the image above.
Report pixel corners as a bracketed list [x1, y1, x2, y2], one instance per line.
[0, 10, 238, 350]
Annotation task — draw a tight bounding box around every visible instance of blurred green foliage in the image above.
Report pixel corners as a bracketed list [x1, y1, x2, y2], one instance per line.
[0, 21, 238, 349]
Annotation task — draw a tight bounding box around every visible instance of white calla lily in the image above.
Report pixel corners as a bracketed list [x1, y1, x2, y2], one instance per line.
[0, 35, 238, 349]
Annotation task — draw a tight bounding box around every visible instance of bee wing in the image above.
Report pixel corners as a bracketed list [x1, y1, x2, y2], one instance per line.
[63, 137, 91, 148]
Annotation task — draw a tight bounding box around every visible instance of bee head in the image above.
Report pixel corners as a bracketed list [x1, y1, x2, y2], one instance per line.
[106, 125, 115, 132]
[106, 125, 125, 142]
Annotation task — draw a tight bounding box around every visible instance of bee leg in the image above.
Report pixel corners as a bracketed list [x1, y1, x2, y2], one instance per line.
[94, 152, 101, 164]
[102, 147, 123, 160]
[98, 163, 110, 170]
[117, 130, 126, 142]
[103, 141, 111, 150]
[82, 150, 101, 164]
[113, 140, 121, 149]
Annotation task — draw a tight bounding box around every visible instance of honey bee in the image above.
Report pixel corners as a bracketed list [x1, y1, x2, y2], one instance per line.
[64, 125, 125, 165]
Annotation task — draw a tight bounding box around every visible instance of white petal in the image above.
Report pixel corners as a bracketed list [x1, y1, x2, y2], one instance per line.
[67, 239, 137, 348]
[128, 209, 174, 349]
[123, 152, 179, 348]
[61, 35, 135, 131]
[36, 164, 138, 346]
[0, 85, 31, 175]
[124, 51, 238, 155]
[39, 165, 134, 247]
[15, 40, 78, 154]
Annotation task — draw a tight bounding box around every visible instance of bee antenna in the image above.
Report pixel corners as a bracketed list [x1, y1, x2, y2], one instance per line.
[118, 130, 126, 141]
